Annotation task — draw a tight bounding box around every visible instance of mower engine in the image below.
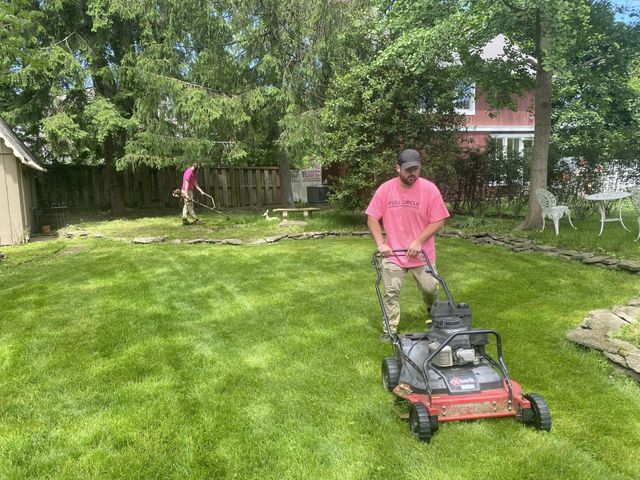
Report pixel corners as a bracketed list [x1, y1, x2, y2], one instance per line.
[427, 301, 487, 368]
[395, 300, 502, 395]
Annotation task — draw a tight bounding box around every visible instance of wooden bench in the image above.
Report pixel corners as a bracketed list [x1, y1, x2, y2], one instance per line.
[272, 208, 321, 219]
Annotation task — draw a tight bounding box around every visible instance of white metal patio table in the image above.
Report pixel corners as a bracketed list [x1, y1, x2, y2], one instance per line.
[584, 192, 631, 236]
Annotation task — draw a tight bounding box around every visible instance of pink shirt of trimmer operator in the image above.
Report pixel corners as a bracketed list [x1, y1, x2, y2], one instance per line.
[182, 166, 198, 192]
[365, 177, 450, 268]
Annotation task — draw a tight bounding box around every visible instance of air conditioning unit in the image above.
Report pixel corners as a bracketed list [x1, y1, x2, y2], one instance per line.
[307, 186, 328, 203]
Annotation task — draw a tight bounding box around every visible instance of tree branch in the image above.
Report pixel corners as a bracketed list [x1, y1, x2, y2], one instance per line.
[498, 0, 527, 13]
[571, 55, 613, 68]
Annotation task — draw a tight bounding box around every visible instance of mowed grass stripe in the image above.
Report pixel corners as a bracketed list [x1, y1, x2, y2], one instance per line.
[0, 237, 638, 479]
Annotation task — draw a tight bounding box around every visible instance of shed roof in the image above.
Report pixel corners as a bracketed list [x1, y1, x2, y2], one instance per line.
[0, 117, 46, 172]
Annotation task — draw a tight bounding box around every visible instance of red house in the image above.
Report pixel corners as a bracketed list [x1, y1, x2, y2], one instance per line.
[322, 36, 535, 191]
[456, 35, 535, 159]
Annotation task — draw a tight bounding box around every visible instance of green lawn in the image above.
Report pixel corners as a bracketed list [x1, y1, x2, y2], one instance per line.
[59, 208, 367, 241]
[1, 236, 640, 479]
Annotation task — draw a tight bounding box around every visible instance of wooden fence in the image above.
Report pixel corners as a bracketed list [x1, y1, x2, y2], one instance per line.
[38, 165, 282, 210]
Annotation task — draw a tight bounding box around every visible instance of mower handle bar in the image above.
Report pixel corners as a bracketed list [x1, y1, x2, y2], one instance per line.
[421, 329, 514, 408]
[200, 191, 216, 208]
[372, 249, 455, 339]
[372, 249, 455, 303]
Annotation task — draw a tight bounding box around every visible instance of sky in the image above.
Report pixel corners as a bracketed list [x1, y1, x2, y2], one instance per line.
[612, 0, 640, 23]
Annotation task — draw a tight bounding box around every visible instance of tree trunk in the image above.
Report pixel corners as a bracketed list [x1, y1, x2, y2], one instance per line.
[520, 12, 552, 230]
[278, 148, 294, 207]
[103, 138, 127, 216]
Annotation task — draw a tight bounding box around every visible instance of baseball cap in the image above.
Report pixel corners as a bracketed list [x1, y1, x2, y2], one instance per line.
[398, 149, 422, 169]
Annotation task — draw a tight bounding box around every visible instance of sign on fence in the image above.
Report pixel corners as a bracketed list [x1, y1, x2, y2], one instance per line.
[290, 166, 323, 203]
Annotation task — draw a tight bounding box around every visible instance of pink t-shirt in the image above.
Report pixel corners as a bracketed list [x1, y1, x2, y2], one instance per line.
[366, 177, 449, 268]
[182, 167, 197, 192]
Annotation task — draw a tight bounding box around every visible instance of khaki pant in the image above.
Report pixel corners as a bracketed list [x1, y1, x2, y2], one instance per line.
[381, 259, 438, 334]
[182, 190, 198, 220]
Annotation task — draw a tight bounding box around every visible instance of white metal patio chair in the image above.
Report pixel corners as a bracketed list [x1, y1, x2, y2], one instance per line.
[535, 188, 577, 236]
[630, 189, 640, 241]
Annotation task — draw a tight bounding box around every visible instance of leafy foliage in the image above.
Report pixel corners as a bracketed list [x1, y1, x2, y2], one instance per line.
[551, 1, 640, 166]
[379, 0, 639, 228]
[321, 10, 463, 211]
[443, 140, 531, 217]
[2, 0, 639, 216]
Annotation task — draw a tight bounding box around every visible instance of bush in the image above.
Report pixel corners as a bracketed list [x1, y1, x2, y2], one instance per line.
[321, 59, 463, 212]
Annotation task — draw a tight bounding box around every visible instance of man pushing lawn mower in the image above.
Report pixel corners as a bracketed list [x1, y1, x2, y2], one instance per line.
[368, 150, 551, 442]
[366, 149, 450, 341]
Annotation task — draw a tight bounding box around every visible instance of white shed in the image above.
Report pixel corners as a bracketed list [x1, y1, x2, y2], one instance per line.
[0, 117, 46, 245]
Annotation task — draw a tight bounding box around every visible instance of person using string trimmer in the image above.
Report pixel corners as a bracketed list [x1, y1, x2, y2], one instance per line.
[366, 149, 450, 341]
[180, 163, 206, 225]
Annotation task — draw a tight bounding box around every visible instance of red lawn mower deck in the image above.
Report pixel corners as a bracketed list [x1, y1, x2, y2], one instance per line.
[373, 250, 551, 442]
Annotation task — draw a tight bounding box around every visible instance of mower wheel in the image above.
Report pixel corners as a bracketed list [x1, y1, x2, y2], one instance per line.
[429, 415, 439, 433]
[408, 403, 432, 442]
[524, 393, 552, 432]
[382, 357, 400, 392]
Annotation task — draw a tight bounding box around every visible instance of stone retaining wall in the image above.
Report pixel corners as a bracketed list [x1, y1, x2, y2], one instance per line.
[566, 300, 640, 380]
[125, 231, 373, 244]
[439, 230, 640, 274]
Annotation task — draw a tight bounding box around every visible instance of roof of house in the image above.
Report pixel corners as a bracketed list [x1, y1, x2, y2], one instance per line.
[447, 34, 535, 73]
[0, 117, 46, 172]
[479, 34, 536, 73]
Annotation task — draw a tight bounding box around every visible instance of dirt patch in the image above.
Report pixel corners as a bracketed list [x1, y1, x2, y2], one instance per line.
[58, 246, 86, 256]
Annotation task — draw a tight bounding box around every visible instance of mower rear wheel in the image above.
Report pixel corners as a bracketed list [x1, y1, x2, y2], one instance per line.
[524, 393, 552, 432]
[408, 403, 432, 442]
[382, 357, 400, 392]
[429, 415, 439, 432]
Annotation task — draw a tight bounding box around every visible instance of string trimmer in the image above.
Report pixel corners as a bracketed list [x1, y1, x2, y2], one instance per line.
[172, 189, 230, 220]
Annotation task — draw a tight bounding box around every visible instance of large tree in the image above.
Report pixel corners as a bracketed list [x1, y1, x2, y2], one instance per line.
[220, 0, 366, 206]
[1, 0, 363, 209]
[1, 0, 242, 213]
[384, 0, 639, 228]
[321, 4, 464, 211]
[552, 1, 640, 168]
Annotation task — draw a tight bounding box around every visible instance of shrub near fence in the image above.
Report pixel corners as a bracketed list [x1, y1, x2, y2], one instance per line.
[442, 141, 530, 217]
[38, 165, 282, 210]
[442, 148, 639, 219]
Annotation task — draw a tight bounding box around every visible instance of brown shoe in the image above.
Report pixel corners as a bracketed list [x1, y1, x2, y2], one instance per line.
[182, 218, 190, 225]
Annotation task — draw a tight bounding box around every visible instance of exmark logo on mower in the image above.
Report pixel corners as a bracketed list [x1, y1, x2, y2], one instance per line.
[448, 376, 478, 391]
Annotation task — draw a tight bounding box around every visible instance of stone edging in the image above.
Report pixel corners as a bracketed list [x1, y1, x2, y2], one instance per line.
[566, 300, 640, 381]
[439, 230, 640, 274]
[124, 231, 373, 245]
[58, 229, 640, 276]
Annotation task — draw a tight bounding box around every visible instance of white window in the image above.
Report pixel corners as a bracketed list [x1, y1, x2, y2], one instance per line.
[454, 82, 475, 115]
[489, 135, 534, 186]
[492, 135, 533, 159]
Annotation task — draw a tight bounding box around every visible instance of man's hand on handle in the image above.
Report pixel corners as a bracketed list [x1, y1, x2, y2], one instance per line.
[377, 243, 392, 257]
[407, 239, 423, 258]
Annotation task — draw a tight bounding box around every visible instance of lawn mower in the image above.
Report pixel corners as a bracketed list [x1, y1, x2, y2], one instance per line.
[171, 188, 230, 220]
[373, 249, 551, 442]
